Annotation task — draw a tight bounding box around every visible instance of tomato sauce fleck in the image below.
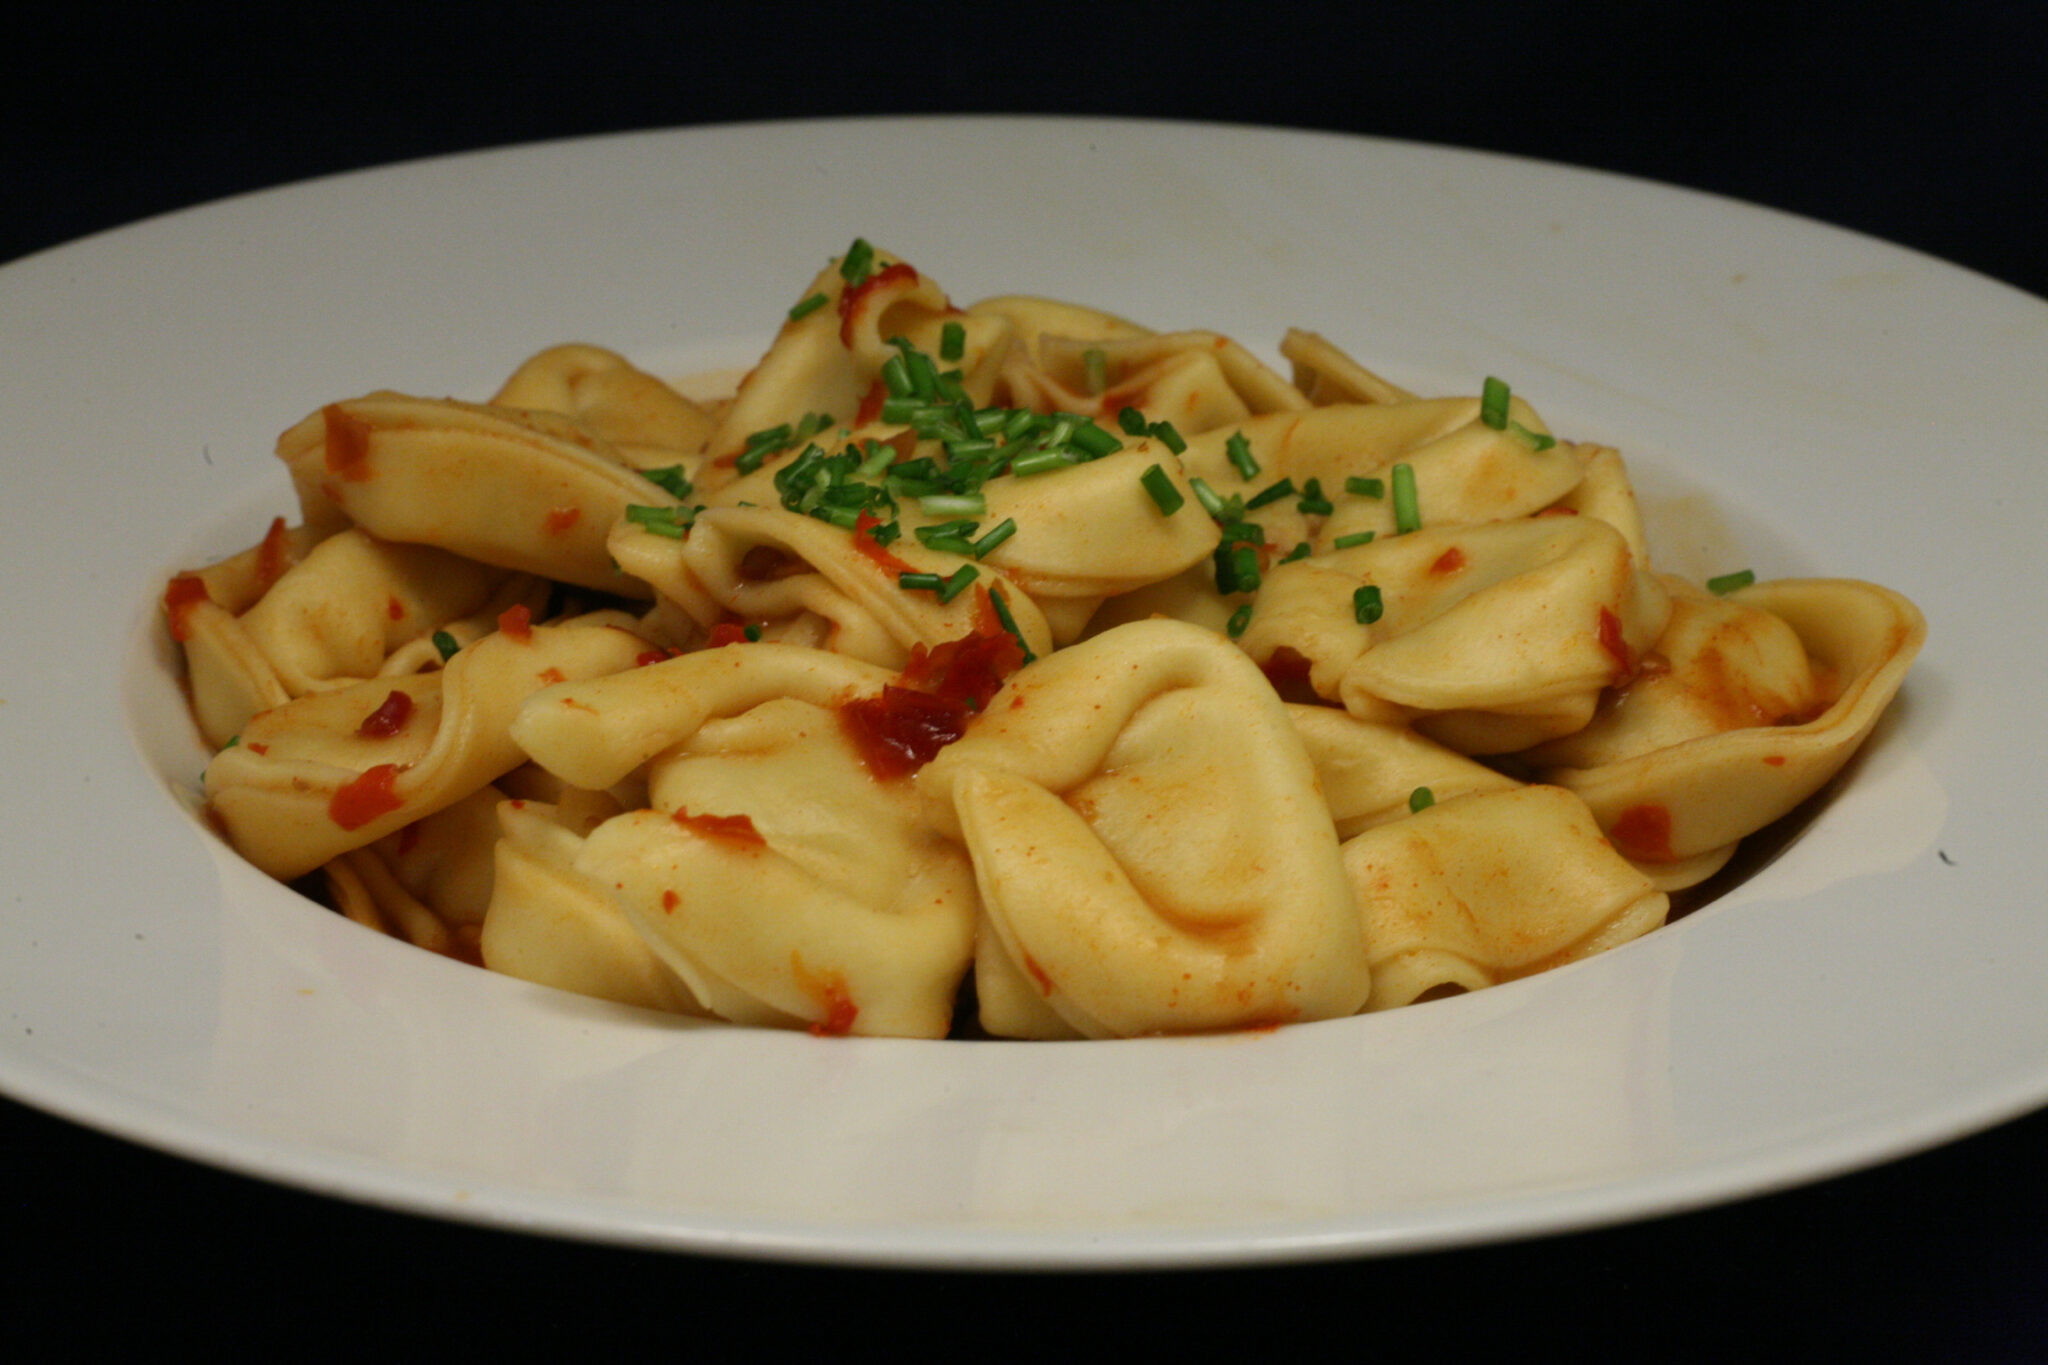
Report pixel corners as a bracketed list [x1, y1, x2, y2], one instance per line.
[840, 685, 971, 779]
[163, 574, 212, 642]
[854, 377, 888, 427]
[544, 506, 582, 535]
[1429, 546, 1467, 575]
[254, 516, 292, 592]
[707, 622, 754, 647]
[330, 763, 405, 830]
[852, 510, 917, 576]
[837, 262, 920, 346]
[672, 808, 766, 848]
[356, 689, 413, 738]
[1023, 952, 1055, 997]
[661, 889, 680, 913]
[498, 604, 533, 641]
[322, 403, 375, 481]
[387, 595, 405, 621]
[1597, 607, 1634, 677]
[1610, 803, 1676, 862]
[899, 630, 1026, 711]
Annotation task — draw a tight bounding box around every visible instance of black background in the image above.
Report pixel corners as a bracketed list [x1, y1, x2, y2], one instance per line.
[6, 1, 2046, 1354]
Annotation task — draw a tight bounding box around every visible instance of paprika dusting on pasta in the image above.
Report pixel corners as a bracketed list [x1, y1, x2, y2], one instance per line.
[330, 763, 405, 830]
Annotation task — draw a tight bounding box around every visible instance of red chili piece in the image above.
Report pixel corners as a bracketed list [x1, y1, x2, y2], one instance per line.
[356, 690, 413, 738]
[163, 575, 212, 642]
[330, 764, 404, 830]
[322, 404, 375, 481]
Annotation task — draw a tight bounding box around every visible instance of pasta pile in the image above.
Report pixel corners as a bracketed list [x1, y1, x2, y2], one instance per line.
[165, 241, 1924, 1038]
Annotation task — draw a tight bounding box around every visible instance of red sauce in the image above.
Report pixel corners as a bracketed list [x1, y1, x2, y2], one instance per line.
[537, 667, 566, 685]
[162, 574, 211, 642]
[1597, 606, 1634, 678]
[498, 604, 533, 641]
[387, 595, 405, 622]
[854, 377, 888, 427]
[707, 622, 754, 648]
[898, 629, 1026, 711]
[852, 510, 917, 576]
[254, 516, 291, 592]
[840, 685, 971, 779]
[811, 980, 859, 1037]
[330, 763, 405, 830]
[1762, 754, 1787, 767]
[672, 808, 766, 848]
[636, 646, 680, 666]
[243, 742, 269, 756]
[355, 689, 413, 738]
[1023, 952, 1055, 997]
[1610, 803, 1676, 862]
[837, 262, 920, 346]
[395, 824, 421, 856]
[1429, 546, 1467, 576]
[321, 403, 375, 481]
[661, 889, 680, 913]
[544, 506, 582, 535]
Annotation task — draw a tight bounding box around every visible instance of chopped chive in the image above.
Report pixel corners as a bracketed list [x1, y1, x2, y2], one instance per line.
[880, 351, 914, 398]
[1140, 464, 1184, 515]
[640, 464, 694, 499]
[1344, 476, 1384, 499]
[1408, 786, 1435, 814]
[1332, 531, 1377, 549]
[1189, 477, 1228, 520]
[940, 320, 966, 361]
[915, 518, 979, 544]
[1509, 420, 1557, 452]
[839, 238, 875, 286]
[1280, 541, 1312, 563]
[970, 518, 1017, 557]
[788, 292, 828, 321]
[432, 630, 460, 661]
[1480, 376, 1511, 430]
[1353, 584, 1384, 625]
[897, 571, 944, 593]
[1296, 477, 1334, 517]
[937, 564, 980, 603]
[989, 587, 1037, 665]
[743, 624, 764, 642]
[1391, 463, 1421, 533]
[1011, 447, 1077, 477]
[1117, 406, 1150, 436]
[855, 442, 896, 478]
[919, 493, 987, 517]
[1707, 568, 1757, 595]
[1226, 603, 1254, 638]
[1082, 347, 1108, 396]
[1225, 432, 1260, 481]
[625, 504, 693, 538]
[1068, 420, 1123, 459]
[1148, 420, 1188, 455]
[1246, 477, 1297, 510]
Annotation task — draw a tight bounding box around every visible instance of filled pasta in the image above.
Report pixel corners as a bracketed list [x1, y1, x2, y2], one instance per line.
[164, 238, 1924, 1038]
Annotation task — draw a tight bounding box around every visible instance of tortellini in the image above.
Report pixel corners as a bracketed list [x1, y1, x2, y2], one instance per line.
[165, 239, 1923, 1039]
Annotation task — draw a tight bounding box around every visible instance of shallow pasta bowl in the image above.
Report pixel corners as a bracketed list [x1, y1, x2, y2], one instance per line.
[0, 116, 2035, 1269]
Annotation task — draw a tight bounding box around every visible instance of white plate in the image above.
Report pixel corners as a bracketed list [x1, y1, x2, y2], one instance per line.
[0, 117, 2037, 1270]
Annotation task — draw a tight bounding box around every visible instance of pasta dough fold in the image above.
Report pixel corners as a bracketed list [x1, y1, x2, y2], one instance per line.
[919, 619, 1371, 1038]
